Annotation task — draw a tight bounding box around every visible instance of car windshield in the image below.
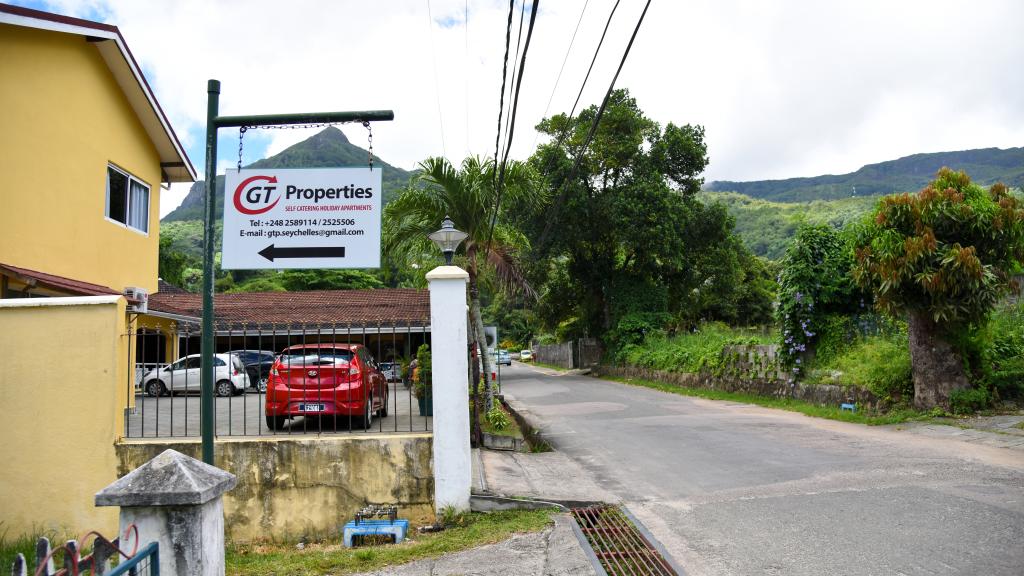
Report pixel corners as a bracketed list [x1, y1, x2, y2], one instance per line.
[279, 348, 354, 365]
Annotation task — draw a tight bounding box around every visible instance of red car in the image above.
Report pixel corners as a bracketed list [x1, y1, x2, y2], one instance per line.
[264, 343, 389, 430]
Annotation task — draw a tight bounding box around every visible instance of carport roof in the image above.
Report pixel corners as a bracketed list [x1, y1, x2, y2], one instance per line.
[149, 288, 431, 327]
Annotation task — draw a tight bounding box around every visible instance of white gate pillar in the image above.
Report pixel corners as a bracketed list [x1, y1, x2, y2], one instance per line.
[426, 265, 471, 513]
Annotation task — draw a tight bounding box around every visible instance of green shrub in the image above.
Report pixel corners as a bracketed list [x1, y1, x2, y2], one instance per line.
[985, 305, 1024, 398]
[950, 387, 990, 415]
[485, 407, 511, 431]
[413, 344, 432, 400]
[807, 334, 912, 402]
[615, 322, 774, 373]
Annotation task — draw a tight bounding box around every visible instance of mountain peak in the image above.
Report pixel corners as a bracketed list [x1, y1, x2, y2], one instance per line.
[315, 125, 350, 144]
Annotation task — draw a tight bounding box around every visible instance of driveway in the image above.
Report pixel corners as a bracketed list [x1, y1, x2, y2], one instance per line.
[495, 363, 1024, 576]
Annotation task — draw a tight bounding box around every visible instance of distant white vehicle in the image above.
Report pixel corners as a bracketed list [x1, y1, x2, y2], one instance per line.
[520, 349, 533, 362]
[141, 353, 250, 397]
[379, 361, 401, 382]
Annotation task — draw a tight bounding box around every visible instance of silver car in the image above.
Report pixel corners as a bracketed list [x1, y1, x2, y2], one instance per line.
[142, 353, 250, 397]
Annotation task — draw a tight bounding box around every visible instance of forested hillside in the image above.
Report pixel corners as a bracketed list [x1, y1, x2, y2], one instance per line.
[702, 192, 878, 260]
[706, 147, 1024, 202]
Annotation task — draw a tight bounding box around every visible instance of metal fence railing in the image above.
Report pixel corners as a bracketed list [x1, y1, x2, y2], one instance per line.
[124, 321, 431, 439]
[10, 530, 156, 576]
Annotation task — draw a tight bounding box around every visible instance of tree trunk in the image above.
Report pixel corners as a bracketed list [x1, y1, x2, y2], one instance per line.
[468, 279, 495, 412]
[907, 310, 971, 410]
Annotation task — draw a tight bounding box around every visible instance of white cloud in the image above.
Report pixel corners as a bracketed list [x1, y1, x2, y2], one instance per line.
[21, 0, 1024, 215]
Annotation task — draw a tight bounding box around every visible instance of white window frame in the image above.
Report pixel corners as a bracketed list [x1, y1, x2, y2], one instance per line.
[105, 164, 151, 235]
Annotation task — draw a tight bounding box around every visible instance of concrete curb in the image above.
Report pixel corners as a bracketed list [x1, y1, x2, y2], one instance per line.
[498, 393, 551, 452]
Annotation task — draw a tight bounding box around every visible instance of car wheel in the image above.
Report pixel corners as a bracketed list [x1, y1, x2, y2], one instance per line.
[146, 379, 167, 397]
[258, 377, 268, 393]
[266, 415, 287, 430]
[362, 393, 374, 430]
[216, 379, 234, 397]
[377, 390, 389, 418]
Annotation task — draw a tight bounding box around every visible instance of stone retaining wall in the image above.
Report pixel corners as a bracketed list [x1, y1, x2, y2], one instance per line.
[597, 343, 881, 411]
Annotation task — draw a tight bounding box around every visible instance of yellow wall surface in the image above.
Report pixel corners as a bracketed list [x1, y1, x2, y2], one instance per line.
[0, 297, 127, 536]
[0, 24, 162, 293]
[117, 434, 436, 542]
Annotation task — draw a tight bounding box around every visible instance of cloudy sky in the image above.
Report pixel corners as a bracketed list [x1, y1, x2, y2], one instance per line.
[15, 0, 1024, 216]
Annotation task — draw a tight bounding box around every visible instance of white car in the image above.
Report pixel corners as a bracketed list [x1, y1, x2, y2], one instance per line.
[520, 349, 533, 362]
[142, 353, 250, 397]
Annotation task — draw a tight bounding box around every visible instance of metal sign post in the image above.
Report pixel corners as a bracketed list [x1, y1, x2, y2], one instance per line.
[200, 79, 394, 464]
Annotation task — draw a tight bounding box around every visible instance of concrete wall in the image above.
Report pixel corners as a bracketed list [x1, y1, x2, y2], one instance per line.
[0, 24, 162, 293]
[115, 434, 435, 541]
[0, 296, 127, 536]
[536, 342, 573, 369]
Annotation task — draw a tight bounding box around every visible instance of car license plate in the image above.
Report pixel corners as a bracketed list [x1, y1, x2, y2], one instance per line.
[298, 403, 325, 412]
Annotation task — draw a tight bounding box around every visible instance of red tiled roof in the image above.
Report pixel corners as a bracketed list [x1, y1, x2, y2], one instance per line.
[157, 279, 188, 295]
[0, 262, 120, 296]
[149, 288, 431, 327]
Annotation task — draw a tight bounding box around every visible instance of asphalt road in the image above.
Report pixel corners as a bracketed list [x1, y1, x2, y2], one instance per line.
[499, 362, 1024, 576]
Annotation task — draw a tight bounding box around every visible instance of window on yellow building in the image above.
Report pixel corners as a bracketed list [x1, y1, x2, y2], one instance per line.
[106, 165, 150, 233]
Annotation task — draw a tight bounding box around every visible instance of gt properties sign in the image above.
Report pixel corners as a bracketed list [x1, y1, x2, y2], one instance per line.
[221, 167, 382, 269]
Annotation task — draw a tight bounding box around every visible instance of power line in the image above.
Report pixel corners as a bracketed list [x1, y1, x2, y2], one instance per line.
[500, 0, 528, 164]
[464, 0, 470, 155]
[426, 0, 447, 158]
[536, 0, 652, 252]
[555, 0, 621, 150]
[492, 0, 516, 175]
[533, 0, 591, 149]
[484, 0, 540, 258]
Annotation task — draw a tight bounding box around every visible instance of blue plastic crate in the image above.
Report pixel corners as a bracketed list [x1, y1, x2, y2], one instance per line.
[343, 519, 409, 547]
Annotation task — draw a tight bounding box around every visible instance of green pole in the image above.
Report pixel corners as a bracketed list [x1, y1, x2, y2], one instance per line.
[201, 79, 220, 465]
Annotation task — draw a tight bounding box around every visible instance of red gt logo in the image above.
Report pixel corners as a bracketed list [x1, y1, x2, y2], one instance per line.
[233, 175, 280, 215]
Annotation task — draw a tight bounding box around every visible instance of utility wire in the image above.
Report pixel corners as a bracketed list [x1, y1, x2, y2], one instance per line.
[533, 0, 591, 149]
[465, 0, 470, 155]
[500, 0, 528, 164]
[484, 0, 540, 259]
[426, 0, 447, 158]
[549, 0, 621, 154]
[493, 0, 516, 176]
[536, 0, 652, 252]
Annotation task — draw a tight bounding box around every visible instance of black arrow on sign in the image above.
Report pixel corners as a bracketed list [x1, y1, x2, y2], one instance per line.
[258, 244, 346, 262]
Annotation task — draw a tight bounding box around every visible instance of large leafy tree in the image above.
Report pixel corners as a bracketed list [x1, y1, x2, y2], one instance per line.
[383, 156, 541, 410]
[530, 89, 740, 338]
[851, 168, 1024, 409]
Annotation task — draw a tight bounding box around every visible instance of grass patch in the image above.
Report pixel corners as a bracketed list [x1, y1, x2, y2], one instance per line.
[603, 375, 933, 426]
[0, 525, 73, 573]
[1014, 420, 1024, 430]
[225, 509, 556, 576]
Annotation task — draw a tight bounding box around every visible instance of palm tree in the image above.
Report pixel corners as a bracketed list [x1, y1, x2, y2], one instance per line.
[384, 156, 540, 412]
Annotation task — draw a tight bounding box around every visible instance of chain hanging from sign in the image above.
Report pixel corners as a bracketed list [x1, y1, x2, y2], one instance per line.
[236, 121, 375, 171]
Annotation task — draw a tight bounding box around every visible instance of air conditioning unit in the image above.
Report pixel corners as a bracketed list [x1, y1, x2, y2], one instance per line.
[124, 286, 149, 313]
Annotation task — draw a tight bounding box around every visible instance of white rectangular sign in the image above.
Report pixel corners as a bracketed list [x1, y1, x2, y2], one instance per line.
[221, 167, 382, 269]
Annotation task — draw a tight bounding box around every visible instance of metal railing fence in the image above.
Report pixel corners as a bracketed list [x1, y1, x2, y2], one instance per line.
[124, 320, 431, 439]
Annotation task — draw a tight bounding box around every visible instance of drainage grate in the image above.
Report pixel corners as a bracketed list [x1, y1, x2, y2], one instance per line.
[571, 505, 679, 576]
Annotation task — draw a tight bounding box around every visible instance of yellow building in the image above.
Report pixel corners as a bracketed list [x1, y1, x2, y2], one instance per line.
[0, 3, 195, 536]
[0, 3, 194, 295]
